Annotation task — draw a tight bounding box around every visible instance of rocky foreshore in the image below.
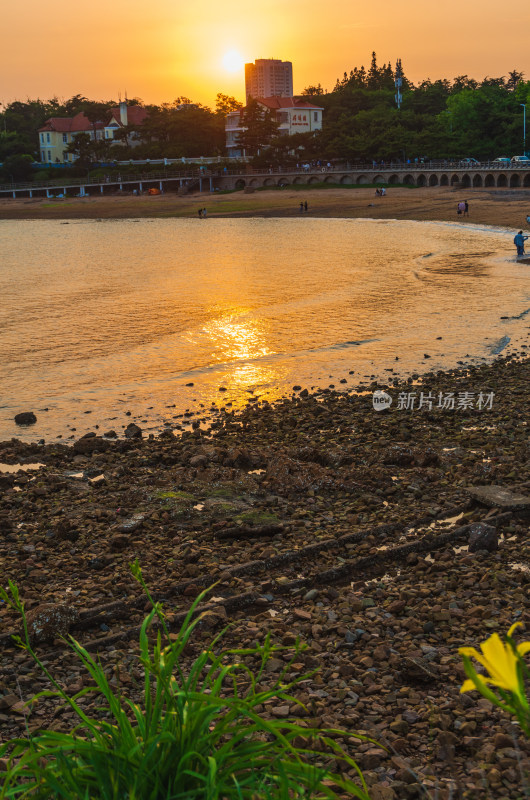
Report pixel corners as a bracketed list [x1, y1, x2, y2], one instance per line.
[1, 354, 529, 798]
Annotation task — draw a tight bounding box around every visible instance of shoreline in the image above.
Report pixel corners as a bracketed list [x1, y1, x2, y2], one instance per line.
[1, 186, 530, 230]
[1, 352, 529, 797]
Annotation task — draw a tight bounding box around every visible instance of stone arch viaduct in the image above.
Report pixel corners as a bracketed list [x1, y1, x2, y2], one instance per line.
[222, 166, 530, 191]
[1, 164, 529, 198]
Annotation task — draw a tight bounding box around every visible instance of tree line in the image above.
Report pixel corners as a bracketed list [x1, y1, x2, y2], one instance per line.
[1, 54, 529, 181]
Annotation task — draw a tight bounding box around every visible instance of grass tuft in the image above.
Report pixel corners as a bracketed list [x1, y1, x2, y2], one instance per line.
[0, 563, 374, 799]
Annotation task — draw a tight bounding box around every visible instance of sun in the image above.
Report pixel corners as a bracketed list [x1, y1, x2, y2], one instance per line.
[222, 50, 244, 73]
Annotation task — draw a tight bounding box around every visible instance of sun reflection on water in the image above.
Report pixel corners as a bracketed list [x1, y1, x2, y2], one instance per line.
[198, 312, 284, 408]
[202, 313, 275, 364]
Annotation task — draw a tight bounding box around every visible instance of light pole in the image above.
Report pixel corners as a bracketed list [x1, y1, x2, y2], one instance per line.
[521, 104, 527, 155]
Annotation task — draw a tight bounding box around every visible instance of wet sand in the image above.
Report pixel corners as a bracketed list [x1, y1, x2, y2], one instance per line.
[1, 186, 530, 230]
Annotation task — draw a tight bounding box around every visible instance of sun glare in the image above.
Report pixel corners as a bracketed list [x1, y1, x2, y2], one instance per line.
[222, 50, 244, 73]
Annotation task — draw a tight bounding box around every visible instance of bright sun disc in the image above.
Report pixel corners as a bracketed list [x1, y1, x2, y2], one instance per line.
[222, 50, 244, 72]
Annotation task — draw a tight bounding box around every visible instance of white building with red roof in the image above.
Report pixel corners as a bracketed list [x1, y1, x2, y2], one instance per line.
[225, 96, 323, 158]
[104, 103, 148, 142]
[38, 102, 147, 163]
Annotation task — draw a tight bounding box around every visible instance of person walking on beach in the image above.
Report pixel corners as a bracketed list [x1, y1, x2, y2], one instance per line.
[198, 208, 203, 218]
[300, 201, 304, 212]
[202, 208, 207, 218]
[514, 230, 528, 256]
[457, 201, 465, 216]
[304, 201, 308, 212]
[464, 200, 469, 217]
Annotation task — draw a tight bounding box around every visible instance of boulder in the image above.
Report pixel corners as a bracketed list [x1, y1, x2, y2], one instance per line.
[73, 435, 110, 454]
[468, 522, 498, 553]
[14, 412, 36, 425]
[190, 454, 208, 468]
[124, 423, 142, 439]
[467, 485, 530, 511]
[26, 603, 79, 644]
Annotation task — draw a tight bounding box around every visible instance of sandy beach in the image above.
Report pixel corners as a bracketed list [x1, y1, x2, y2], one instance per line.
[1, 186, 529, 230]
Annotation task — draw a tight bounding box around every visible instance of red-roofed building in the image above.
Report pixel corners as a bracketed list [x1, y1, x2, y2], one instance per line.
[38, 103, 147, 163]
[225, 96, 323, 158]
[104, 103, 148, 143]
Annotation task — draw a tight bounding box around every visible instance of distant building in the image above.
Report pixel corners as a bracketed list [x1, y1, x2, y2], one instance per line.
[38, 102, 147, 163]
[245, 59, 293, 100]
[38, 112, 102, 164]
[226, 97, 323, 158]
[104, 102, 148, 142]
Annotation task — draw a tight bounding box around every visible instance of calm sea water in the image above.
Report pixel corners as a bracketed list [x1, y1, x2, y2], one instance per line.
[0, 217, 528, 442]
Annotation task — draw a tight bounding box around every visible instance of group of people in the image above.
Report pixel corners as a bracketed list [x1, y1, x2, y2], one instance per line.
[457, 200, 469, 216]
[197, 208, 208, 218]
[299, 201, 309, 212]
[375, 187, 386, 196]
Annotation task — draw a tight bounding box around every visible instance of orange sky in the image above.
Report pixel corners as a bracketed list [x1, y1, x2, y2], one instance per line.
[2, 0, 529, 109]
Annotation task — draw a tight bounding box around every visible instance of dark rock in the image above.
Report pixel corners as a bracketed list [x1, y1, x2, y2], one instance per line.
[467, 485, 530, 511]
[104, 430, 117, 438]
[14, 412, 36, 425]
[73, 436, 110, 454]
[423, 621, 435, 634]
[400, 657, 439, 683]
[26, 603, 79, 644]
[124, 423, 142, 439]
[190, 454, 208, 468]
[110, 533, 129, 550]
[468, 522, 498, 553]
[117, 515, 144, 534]
[55, 520, 79, 542]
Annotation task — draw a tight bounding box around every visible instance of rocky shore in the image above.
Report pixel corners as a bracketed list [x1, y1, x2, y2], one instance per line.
[1, 353, 529, 799]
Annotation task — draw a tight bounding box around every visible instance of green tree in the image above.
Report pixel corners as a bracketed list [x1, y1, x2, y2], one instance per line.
[0, 153, 35, 182]
[215, 93, 243, 116]
[236, 98, 280, 157]
[80, 101, 113, 150]
[301, 83, 325, 96]
[66, 132, 97, 167]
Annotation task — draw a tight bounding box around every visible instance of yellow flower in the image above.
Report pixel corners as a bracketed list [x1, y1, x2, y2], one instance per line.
[459, 623, 530, 703]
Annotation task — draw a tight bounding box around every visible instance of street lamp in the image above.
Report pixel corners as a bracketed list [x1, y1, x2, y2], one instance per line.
[521, 104, 527, 155]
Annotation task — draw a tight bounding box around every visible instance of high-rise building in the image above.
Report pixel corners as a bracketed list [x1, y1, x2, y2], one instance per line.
[245, 59, 293, 100]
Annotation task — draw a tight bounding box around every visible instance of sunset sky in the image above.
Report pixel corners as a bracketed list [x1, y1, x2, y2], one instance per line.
[2, 0, 529, 109]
